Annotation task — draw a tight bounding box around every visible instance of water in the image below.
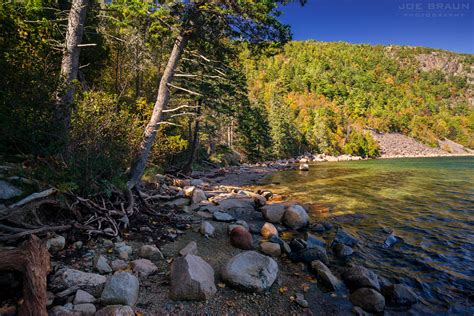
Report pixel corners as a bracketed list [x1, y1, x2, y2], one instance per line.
[262, 157, 474, 314]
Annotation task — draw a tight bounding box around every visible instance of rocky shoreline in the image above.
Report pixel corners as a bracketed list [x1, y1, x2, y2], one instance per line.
[0, 162, 429, 316]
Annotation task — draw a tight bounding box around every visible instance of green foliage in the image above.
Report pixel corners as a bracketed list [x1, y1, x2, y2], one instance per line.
[344, 131, 381, 158]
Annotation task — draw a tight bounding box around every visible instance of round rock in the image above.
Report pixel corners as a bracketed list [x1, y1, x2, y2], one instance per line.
[283, 205, 309, 230]
[100, 272, 139, 306]
[350, 288, 385, 313]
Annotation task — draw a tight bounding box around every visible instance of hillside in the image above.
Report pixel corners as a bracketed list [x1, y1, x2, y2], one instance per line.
[240, 41, 474, 159]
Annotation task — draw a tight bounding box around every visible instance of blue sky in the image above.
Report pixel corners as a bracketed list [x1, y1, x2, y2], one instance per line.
[279, 0, 474, 54]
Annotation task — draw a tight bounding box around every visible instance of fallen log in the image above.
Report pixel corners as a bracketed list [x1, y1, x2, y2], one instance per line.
[0, 235, 50, 316]
[0, 224, 71, 242]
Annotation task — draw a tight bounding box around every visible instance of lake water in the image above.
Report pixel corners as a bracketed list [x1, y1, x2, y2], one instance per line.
[262, 157, 474, 314]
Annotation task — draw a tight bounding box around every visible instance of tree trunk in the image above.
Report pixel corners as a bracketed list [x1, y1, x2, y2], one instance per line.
[127, 32, 189, 189]
[0, 235, 50, 316]
[55, 0, 88, 139]
[182, 102, 201, 175]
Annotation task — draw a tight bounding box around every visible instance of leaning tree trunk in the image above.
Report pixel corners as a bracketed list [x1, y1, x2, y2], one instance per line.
[55, 0, 88, 140]
[127, 32, 190, 189]
[0, 235, 50, 316]
[182, 102, 201, 175]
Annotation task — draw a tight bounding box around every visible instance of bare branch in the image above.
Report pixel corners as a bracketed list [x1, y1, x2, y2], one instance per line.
[162, 104, 199, 113]
[167, 83, 203, 96]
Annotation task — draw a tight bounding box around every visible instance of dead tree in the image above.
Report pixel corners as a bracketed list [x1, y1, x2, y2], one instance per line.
[0, 235, 50, 316]
[55, 0, 89, 139]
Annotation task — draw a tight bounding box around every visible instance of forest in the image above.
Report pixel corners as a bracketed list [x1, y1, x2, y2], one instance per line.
[1, 0, 473, 195]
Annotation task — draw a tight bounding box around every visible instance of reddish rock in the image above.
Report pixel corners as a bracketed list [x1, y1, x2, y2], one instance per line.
[230, 226, 253, 250]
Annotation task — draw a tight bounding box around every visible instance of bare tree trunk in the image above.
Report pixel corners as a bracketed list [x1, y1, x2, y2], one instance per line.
[55, 0, 88, 139]
[182, 102, 201, 175]
[127, 32, 189, 189]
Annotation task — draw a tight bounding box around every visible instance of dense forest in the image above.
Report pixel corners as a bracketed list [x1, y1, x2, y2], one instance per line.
[1, 1, 473, 195]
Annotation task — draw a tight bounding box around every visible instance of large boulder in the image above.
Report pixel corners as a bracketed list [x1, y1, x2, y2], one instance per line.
[170, 255, 217, 301]
[342, 266, 381, 292]
[95, 305, 134, 316]
[332, 229, 358, 247]
[0, 180, 22, 200]
[289, 246, 328, 265]
[101, 272, 139, 306]
[382, 284, 418, 307]
[131, 259, 158, 277]
[283, 205, 309, 229]
[222, 251, 278, 292]
[311, 260, 343, 291]
[230, 226, 253, 250]
[261, 203, 286, 224]
[350, 288, 385, 313]
[50, 269, 107, 297]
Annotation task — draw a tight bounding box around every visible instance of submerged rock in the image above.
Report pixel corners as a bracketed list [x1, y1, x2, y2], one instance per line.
[342, 266, 381, 292]
[332, 229, 358, 247]
[383, 232, 400, 248]
[230, 226, 253, 250]
[382, 284, 418, 307]
[333, 243, 354, 258]
[170, 254, 216, 301]
[222, 251, 278, 292]
[289, 246, 329, 265]
[101, 272, 139, 306]
[283, 205, 309, 230]
[350, 288, 385, 313]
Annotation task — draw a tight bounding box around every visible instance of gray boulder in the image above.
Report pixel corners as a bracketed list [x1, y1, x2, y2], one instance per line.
[222, 251, 278, 292]
[131, 259, 158, 277]
[95, 305, 134, 316]
[342, 266, 381, 291]
[101, 272, 139, 306]
[94, 255, 112, 274]
[50, 268, 107, 297]
[350, 288, 385, 313]
[179, 241, 198, 256]
[170, 254, 217, 301]
[0, 180, 22, 200]
[283, 205, 309, 229]
[73, 289, 96, 304]
[213, 211, 235, 222]
[261, 203, 286, 224]
[311, 260, 343, 291]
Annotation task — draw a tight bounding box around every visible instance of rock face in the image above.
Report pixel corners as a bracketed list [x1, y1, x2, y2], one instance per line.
[222, 251, 278, 292]
[261, 203, 286, 223]
[342, 266, 381, 292]
[47, 235, 66, 253]
[131, 259, 158, 277]
[229, 226, 253, 250]
[382, 284, 418, 307]
[50, 268, 107, 297]
[290, 246, 329, 265]
[283, 205, 309, 229]
[200, 221, 215, 237]
[179, 241, 198, 256]
[332, 229, 358, 247]
[170, 255, 217, 301]
[0, 180, 22, 200]
[311, 260, 343, 291]
[260, 222, 278, 239]
[94, 255, 112, 274]
[350, 288, 385, 313]
[101, 272, 139, 306]
[138, 245, 164, 261]
[95, 305, 134, 316]
[260, 242, 281, 257]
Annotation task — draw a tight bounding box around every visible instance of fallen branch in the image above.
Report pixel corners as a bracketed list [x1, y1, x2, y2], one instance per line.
[0, 224, 71, 242]
[9, 188, 57, 209]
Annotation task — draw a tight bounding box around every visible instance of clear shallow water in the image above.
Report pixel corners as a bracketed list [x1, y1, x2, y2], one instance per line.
[263, 157, 474, 314]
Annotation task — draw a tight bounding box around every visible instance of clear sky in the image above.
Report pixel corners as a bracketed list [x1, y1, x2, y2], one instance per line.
[278, 0, 474, 54]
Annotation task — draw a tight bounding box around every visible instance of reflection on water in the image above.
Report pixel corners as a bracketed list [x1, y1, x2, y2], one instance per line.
[263, 157, 474, 314]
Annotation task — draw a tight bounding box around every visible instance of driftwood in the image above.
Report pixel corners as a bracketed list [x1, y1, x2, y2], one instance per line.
[0, 235, 50, 316]
[0, 224, 71, 242]
[8, 188, 57, 209]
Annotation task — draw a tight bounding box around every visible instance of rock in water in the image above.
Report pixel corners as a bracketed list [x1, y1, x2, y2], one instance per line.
[0, 180, 22, 200]
[261, 203, 286, 223]
[283, 205, 309, 230]
[261, 222, 278, 239]
[260, 242, 281, 257]
[138, 245, 164, 261]
[50, 268, 107, 297]
[311, 260, 343, 292]
[383, 232, 399, 248]
[331, 229, 358, 247]
[382, 284, 418, 307]
[289, 246, 329, 265]
[179, 241, 198, 256]
[101, 272, 139, 306]
[200, 221, 215, 237]
[230, 226, 253, 250]
[213, 211, 235, 222]
[95, 305, 134, 316]
[131, 259, 158, 277]
[333, 243, 354, 258]
[342, 266, 381, 292]
[94, 255, 112, 274]
[350, 288, 385, 313]
[222, 251, 278, 292]
[170, 254, 217, 301]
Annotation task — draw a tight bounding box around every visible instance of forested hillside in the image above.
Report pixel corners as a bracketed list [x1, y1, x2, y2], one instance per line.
[240, 41, 474, 159]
